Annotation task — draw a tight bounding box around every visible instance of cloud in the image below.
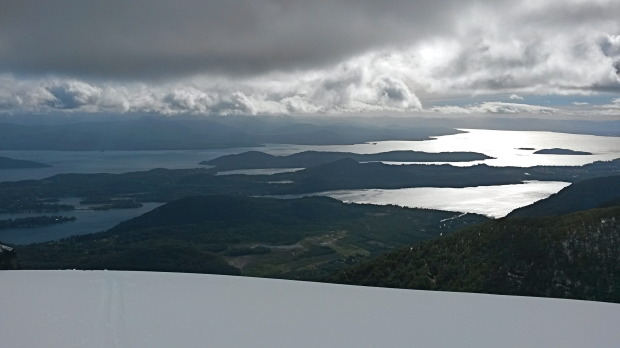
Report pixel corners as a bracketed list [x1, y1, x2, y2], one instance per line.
[0, 65, 423, 115]
[431, 102, 560, 114]
[599, 98, 620, 111]
[0, 76, 55, 112]
[0, 0, 466, 78]
[46, 81, 103, 110]
[0, 0, 619, 116]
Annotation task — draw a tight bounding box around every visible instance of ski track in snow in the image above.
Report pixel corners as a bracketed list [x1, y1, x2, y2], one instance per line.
[100, 273, 129, 347]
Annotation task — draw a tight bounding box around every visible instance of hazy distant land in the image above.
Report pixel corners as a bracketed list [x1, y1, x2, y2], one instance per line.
[0, 116, 618, 151]
[0, 118, 461, 150]
[0, 157, 49, 169]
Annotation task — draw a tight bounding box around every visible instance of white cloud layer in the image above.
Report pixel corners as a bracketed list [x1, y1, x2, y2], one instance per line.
[0, 0, 618, 116]
[430, 102, 560, 115]
[598, 98, 620, 113]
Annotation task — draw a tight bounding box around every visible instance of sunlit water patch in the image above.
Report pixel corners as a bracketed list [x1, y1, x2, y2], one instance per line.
[260, 129, 620, 167]
[278, 181, 571, 218]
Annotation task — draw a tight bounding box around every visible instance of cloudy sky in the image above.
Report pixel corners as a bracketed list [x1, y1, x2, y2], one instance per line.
[1, 0, 619, 117]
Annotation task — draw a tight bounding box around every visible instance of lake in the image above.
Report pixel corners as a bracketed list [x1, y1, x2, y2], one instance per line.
[258, 129, 620, 167]
[0, 200, 163, 245]
[0, 129, 618, 183]
[0, 129, 616, 243]
[295, 181, 572, 218]
[0, 149, 246, 182]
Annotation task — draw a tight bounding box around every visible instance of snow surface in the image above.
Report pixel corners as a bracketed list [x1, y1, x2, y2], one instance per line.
[1, 271, 619, 348]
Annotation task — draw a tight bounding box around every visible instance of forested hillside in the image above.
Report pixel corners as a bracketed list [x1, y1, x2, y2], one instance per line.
[17, 195, 486, 278]
[508, 175, 620, 217]
[332, 205, 620, 302]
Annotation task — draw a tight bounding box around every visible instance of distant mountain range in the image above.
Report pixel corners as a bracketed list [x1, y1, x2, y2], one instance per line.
[8, 115, 615, 151]
[0, 119, 257, 150]
[0, 118, 459, 150]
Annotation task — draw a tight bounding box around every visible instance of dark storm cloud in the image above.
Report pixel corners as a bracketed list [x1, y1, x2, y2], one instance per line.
[0, 0, 619, 116]
[0, 0, 465, 78]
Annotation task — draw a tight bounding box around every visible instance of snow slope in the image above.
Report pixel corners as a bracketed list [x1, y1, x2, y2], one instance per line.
[1, 271, 618, 348]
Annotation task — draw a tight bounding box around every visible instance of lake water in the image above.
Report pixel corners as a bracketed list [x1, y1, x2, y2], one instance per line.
[0, 129, 617, 243]
[258, 129, 620, 167]
[0, 200, 163, 245]
[1, 129, 618, 183]
[0, 148, 250, 182]
[296, 181, 572, 218]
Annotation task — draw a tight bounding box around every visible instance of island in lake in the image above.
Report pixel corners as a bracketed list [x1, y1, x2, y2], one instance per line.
[0, 157, 50, 169]
[202, 150, 493, 170]
[79, 197, 143, 210]
[534, 148, 592, 155]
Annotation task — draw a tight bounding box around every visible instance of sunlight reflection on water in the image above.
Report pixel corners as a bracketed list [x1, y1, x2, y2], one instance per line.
[261, 129, 620, 167]
[284, 181, 572, 218]
[0, 129, 618, 183]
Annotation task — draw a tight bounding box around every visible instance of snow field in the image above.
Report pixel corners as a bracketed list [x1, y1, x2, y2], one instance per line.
[1, 270, 618, 348]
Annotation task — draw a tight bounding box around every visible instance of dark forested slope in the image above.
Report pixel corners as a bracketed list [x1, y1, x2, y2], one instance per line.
[508, 175, 620, 218]
[332, 205, 620, 302]
[0, 243, 18, 270]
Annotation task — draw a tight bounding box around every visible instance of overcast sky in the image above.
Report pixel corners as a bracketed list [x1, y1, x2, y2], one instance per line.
[1, 0, 619, 117]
